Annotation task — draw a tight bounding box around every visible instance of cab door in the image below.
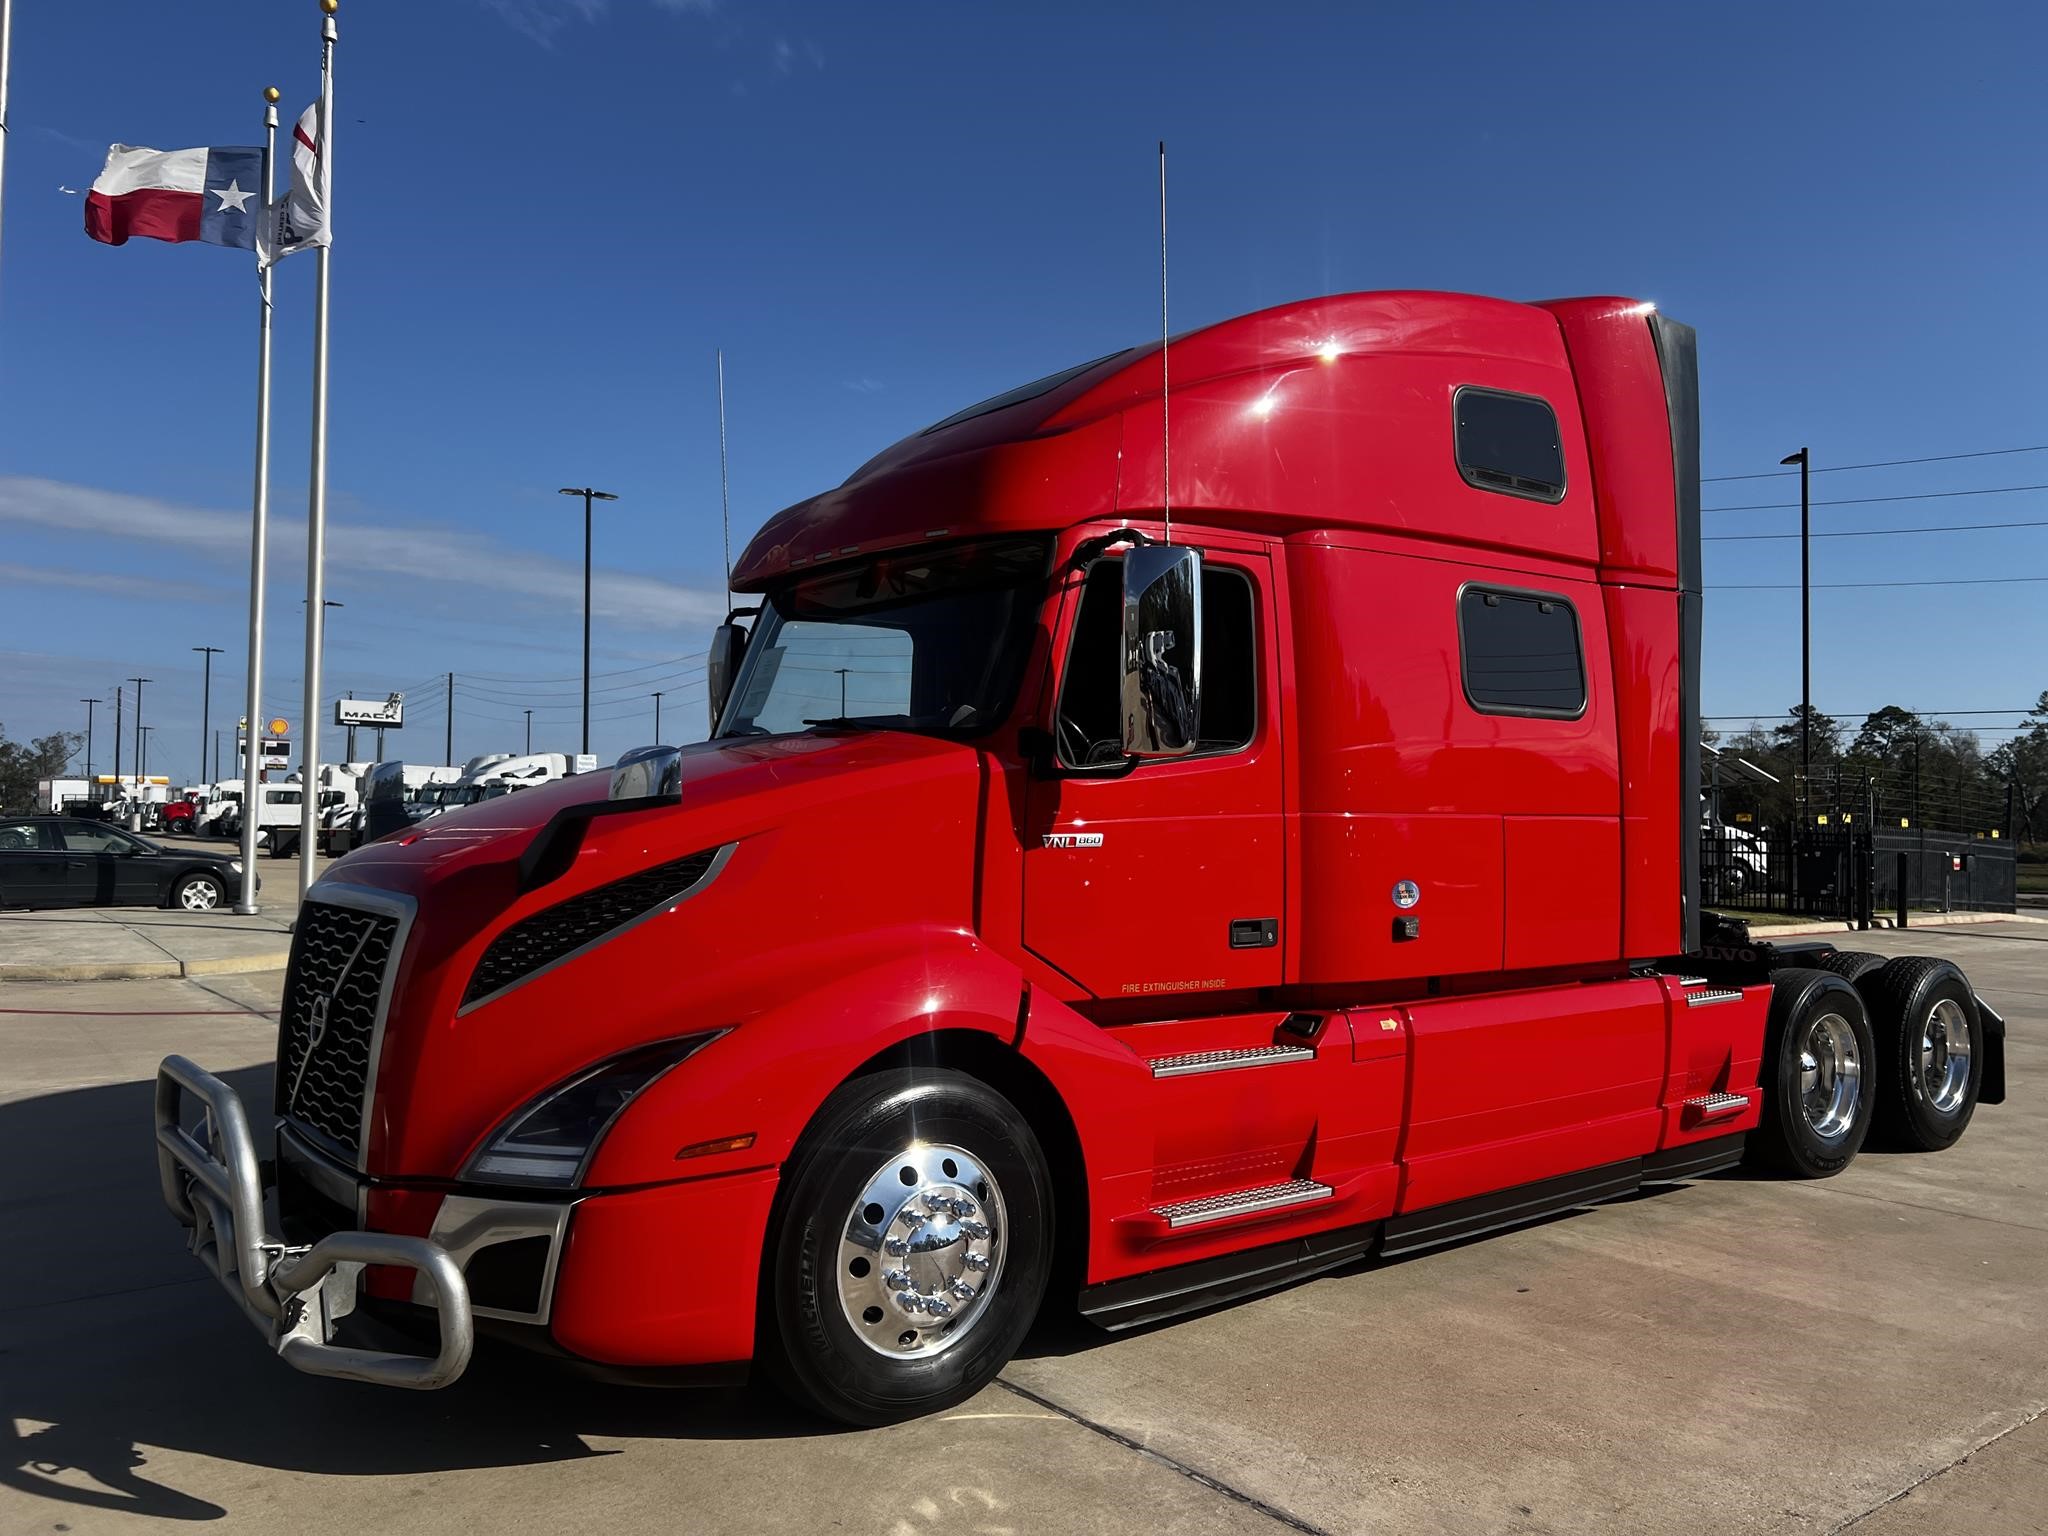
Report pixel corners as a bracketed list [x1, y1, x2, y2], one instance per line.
[1021, 539, 1284, 1000]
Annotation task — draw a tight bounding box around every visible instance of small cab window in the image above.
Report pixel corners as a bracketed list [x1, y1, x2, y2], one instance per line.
[1460, 587, 1586, 717]
[1455, 388, 1565, 502]
[1055, 559, 1257, 767]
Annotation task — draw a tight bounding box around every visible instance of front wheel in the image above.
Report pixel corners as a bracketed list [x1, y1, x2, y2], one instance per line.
[171, 873, 225, 911]
[762, 1068, 1052, 1426]
[1747, 968, 1877, 1178]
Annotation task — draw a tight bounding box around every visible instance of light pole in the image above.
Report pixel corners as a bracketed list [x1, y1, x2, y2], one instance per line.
[652, 690, 663, 743]
[558, 486, 618, 755]
[1781, 448, 1811, 819]
[523, 708, 533, 754]
[128, 677, 153, 798]
[192, 646, 223, 788]
[835, 667, 850, 717]
[80, 698, 100, 779]
[138, 724, 154, 782]
[297, 600, 342, 771]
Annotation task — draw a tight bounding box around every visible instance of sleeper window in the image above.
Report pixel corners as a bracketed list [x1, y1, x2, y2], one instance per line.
[1055, 559, 1257, 767]
[1454, 387, 1565, 502]
[1459, 587, 1586, 717]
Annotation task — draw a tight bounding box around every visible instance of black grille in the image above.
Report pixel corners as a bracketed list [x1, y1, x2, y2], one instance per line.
[276, 899, 399, 1154]
[463, 848, 719, 1009]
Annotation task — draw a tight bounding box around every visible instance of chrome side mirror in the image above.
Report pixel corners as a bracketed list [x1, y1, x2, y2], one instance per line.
[609, 745, 683, 804]
[1120, 545, 1202, 758]
[707, 618, 751, 734]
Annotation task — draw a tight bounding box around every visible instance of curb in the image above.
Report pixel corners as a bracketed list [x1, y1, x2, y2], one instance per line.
[0, 949, 292, 983]
[1734, 912, 2045, 939]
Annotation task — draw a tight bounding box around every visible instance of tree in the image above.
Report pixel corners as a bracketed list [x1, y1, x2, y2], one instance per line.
[1848, 704, 1929, 767]
[0, 721, 85, 813]
[1769, 704, 1842, 762]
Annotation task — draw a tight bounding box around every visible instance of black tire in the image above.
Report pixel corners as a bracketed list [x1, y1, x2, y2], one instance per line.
[1863, 956, 1983, 1152]
[762, 1068, 1052, 1426]
[169, 872, 225, 912]
[1817, 950, 1887, 984]
[1747, 968, 1877, 1178]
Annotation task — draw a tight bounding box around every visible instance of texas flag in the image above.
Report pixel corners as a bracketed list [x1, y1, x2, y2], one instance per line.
[85, 144, 265, 251]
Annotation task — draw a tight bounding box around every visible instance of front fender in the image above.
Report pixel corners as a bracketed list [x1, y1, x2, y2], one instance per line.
[581, 926, 1026, 1188]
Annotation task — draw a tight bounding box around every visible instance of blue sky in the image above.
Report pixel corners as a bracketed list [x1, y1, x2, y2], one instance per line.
[2, 0, 2044, 780]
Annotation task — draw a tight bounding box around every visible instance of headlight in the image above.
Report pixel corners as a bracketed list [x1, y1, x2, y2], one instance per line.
[229, 860, 243, 873]
[462, 1032, 725, 1188]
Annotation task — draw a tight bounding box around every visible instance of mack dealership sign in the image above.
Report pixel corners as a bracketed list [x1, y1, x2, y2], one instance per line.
[335, 693, 404, 728]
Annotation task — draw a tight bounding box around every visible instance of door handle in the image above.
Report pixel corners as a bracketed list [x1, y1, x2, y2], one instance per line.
[1229, 917, 1278, 949]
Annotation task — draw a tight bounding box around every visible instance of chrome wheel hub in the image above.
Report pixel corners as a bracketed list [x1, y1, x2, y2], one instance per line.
[1800, 1011, 1862, 1140]
[836, 1142, 1005, 1359]
[181, 881, 219, 911]
[1920, 998, 1972, 1113]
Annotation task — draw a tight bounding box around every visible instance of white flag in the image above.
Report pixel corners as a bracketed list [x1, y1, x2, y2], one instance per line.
[262, 102, 329, 267]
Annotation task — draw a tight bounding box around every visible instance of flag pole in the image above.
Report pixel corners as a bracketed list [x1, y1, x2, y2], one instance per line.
[0, 0, 14, 287]
[297, 0, 337, 902]
[235, 86, 281, 915]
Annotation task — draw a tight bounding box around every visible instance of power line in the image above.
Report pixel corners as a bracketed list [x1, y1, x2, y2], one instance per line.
[1710, 574, 2048, 590]
[1703, 444, 2048, 483]
[1705, 482, 2048, 515]
[462, 653, 704, 686]
[1704, 517, 2048, 543]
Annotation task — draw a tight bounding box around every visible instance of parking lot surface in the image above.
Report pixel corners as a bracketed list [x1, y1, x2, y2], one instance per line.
[2, 926, 2043, 1535]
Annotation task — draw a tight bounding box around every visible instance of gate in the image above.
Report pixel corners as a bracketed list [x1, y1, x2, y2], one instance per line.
[1703, 823, 1870, 921]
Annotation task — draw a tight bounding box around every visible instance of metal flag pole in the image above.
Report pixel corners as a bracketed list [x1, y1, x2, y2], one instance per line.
[0, 0, 14, 288]
[237, 88, 280, 914]
[297, 0, 337, 902]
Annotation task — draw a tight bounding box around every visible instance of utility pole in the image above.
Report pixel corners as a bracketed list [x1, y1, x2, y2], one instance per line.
[80, 698, 100, 780]
[445, 671, 454, 764]
[129, 677, 153, 801]
[344, 688, 356, 762]
[113, 685, 123, 782]
[192, 646, 223, 789]
[835, 667, 850, 717]
[652, 690, 663, 743]
[138, 724, 153, 782]
[213, 727, 221, 782]
[1781, 447, 1810, 822]
[523, 708, 532, 753]
[557, 485, 619, 756]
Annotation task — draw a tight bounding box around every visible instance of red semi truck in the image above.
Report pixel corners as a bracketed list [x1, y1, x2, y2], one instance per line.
[156, 290, 2006, 1423]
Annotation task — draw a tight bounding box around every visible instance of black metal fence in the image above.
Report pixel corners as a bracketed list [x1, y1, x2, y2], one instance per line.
[1702, 821, 2016, 922]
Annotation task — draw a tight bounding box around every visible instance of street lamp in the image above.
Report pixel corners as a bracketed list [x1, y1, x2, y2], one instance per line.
[79, 698, 101, 779]
[192, 646, 223, 788]
[1781, 447, 1811, 817]
[128, 677, 153, 797]
[558, 486, 619, 756]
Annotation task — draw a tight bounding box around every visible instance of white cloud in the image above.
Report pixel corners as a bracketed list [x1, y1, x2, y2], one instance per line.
[652, 0, 720, 13]
[478, 0, 608, 45]
[0, 477, 729, 632]
[772, 37, 795, 74]
[844, 378, 886, 395]
[0, 560, 227, 604]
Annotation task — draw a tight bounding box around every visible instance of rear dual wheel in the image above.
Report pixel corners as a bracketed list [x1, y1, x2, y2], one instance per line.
[1749, 968, 1876, 1178]
[763, 1068, 1052, 1426]
[1865, 957, 1981, 1151]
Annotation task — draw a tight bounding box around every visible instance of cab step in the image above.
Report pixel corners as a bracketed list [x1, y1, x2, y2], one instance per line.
[1682, 1090, 1749, 1123]
[1684, 987, 1745, 1007]
[1151, 1179, 1333, 1230]
[1149, 1044, 1315, 1078]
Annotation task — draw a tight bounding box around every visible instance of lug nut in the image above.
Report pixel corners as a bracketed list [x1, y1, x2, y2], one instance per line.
[962, 1251, 992, 1272]
[883, 1268, 912, 1291]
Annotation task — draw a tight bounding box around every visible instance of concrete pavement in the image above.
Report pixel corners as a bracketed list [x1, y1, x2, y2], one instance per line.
[1, 926, 2044, 1534]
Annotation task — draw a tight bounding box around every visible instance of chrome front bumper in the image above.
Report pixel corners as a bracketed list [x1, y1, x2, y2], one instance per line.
[153, 1054, 475, 1389]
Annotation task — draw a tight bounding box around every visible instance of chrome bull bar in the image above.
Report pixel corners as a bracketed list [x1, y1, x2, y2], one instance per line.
[154, 1054, 475, 1389]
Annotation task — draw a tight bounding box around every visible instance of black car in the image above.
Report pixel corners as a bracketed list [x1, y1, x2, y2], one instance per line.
[0, 817, 254, 911]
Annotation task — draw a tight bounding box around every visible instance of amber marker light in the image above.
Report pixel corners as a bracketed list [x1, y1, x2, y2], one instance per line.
[676, 1133, 758, 1161]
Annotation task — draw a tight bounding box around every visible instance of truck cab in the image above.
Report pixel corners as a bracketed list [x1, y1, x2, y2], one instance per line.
[154, 290, 2005, 1424]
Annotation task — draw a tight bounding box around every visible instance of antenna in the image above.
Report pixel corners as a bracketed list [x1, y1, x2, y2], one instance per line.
[1158, 140, 1171, 546]
[717, 348, 732, 606]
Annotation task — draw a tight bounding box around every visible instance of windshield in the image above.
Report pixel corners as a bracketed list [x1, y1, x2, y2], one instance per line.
[719, 536, 1048, 738]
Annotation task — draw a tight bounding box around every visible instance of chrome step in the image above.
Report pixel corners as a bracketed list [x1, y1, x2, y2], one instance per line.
[1676, 975, 1709, 987]
[1149, 1044, 1315, 1079]
[1684, 987, 1744, 1007]
[1683, 1091, 1749, 1120]
[1152, 1179, 1333, 1230]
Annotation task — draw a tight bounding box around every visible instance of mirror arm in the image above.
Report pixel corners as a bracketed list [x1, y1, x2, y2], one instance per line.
[1063, 526, 1161, 575]
[1016, 727, 1140, 782]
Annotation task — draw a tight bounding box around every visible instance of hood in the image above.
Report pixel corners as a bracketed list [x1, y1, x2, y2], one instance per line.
[327, 729, 989, 1177]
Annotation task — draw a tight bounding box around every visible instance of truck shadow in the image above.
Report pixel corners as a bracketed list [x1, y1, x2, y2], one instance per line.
[0, 1070, 819, 1524]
